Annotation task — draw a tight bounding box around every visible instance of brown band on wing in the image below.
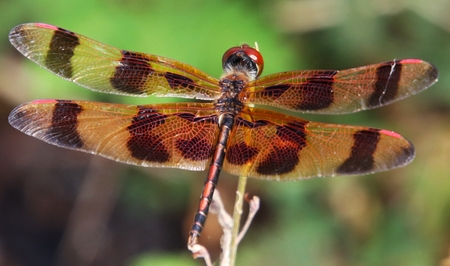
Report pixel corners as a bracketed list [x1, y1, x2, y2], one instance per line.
[164, 72, 196, 90]
[261, 84, 290, 99]
[336, 129, 380, 174]
[46, 28, 80, 79]
[263, 70, 336, 111]
[296, 71, 336, 110]
[48, 100, 83, 148]
[174, 113, 217, 161]
[126, 106, 170, 162]
[367, 61, 402, 108]
[256, 121, 308, 175]
[226, 117, 267, 165]
[110, 51, 154, 94]
[226, 142, 259, 165]
[176, 137, 214, 161]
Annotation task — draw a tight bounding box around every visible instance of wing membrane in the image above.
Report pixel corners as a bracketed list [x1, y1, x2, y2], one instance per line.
[244, 59, 438, 114]
[9, 23, 220, 99]
[9, 100, 220, 170]
[224, 107, 414, 179]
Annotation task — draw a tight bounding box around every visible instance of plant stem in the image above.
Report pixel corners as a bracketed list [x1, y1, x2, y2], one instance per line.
[229, 174, 248, 265]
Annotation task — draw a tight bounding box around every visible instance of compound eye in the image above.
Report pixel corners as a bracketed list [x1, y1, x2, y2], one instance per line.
[240, 44, 264, 77]
[222, 44, 264, 77]
[222, 46, 241, 66]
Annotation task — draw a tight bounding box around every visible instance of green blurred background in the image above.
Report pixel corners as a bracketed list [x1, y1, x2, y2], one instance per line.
[1, 0, 449, 265]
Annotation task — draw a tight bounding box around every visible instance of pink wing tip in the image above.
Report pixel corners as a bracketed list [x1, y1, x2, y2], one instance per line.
[380, 129, 403, 139]
[31, 99, 58, 104]
[34, 23, 58, 30]
[399, 59, 424, 64]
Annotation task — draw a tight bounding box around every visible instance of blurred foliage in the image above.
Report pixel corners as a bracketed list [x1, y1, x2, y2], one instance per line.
[128, 252, 198, 266]
[0, 0, 449, 266]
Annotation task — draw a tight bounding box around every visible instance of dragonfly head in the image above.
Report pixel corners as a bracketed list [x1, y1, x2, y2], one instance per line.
[222, 44, 264, 80]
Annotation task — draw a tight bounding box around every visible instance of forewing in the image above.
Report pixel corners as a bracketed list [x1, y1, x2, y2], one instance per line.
[244, 59, 438, 114]
[9, 23, 220, 99]
[223, 107, 414, 180]
[9, 101, 219, 170]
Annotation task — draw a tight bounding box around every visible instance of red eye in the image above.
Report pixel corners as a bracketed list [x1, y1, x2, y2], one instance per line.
[222, 44, 264, 77]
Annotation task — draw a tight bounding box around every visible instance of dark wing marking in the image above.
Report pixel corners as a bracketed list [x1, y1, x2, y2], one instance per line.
[223, 107, 414, 179]
[9, 23, 220, 100]
[9, 100, 220, 170]
[244, 59, 438, 114]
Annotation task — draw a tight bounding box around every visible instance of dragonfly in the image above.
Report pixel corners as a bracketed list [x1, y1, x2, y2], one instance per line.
[8, 23, 438, 246]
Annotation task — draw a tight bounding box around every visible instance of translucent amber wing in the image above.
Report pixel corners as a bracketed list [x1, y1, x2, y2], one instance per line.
[9, 100, 220, 171]
[244, 59, 438, 114]
[224, 107, 414, 179]
[9, 23, 220, 100]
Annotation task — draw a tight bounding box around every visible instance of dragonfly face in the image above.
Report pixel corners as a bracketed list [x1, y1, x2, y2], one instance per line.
[7, 23, 438, 245]
[222, 44, 263, 80]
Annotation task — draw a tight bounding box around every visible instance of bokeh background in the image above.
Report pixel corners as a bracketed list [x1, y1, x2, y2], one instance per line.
[1, 0, 449, 265]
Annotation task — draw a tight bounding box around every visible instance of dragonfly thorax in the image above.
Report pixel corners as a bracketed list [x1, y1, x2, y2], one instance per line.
[215, 73, 246, 115]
